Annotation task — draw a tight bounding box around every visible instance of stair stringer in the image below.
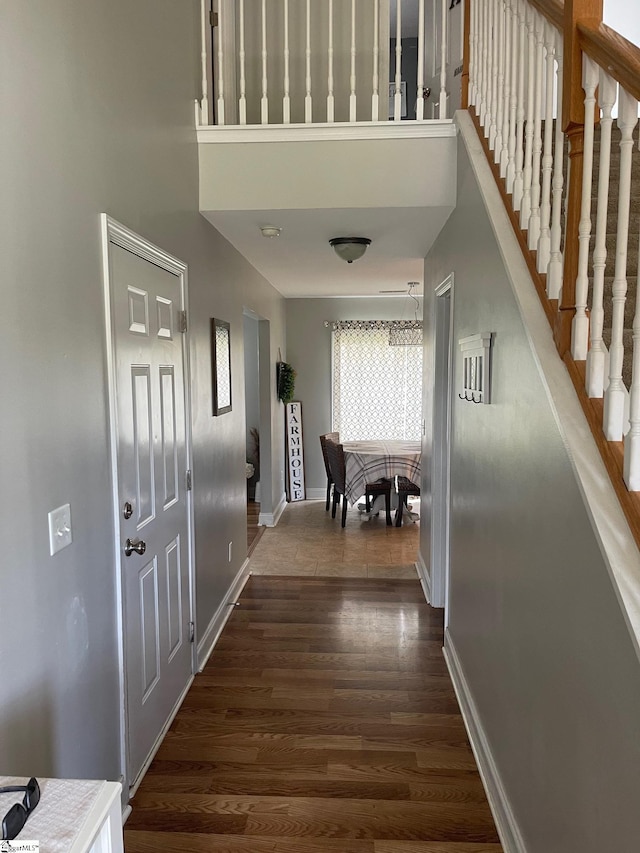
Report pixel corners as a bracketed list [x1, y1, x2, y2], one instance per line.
[457, 109, 640, 659]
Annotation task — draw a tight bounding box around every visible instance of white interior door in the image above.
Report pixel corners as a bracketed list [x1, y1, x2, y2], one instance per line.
[103, 218, 194, 790]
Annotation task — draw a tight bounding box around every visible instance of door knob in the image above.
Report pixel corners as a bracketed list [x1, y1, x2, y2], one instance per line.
[124, 538, 146, 556]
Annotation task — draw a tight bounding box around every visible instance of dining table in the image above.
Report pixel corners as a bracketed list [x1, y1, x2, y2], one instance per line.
[341, 439, 422, 506]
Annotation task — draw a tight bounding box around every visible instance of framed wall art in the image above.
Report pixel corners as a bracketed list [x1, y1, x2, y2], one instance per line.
[211, 318, 232, 415]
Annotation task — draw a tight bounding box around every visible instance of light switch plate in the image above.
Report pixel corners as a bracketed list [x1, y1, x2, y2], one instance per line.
[48, 503, 72, 555]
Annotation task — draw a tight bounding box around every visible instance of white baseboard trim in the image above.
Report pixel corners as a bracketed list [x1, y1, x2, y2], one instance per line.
[127, 672, 195, 797]
[259, 491, 287, 527]
[416, 552, 432, 603]
[444, 629, 526, 853]
[197, 559, 251, 670]
[122, 804, 132, 825]
[305, 488, 327, 501]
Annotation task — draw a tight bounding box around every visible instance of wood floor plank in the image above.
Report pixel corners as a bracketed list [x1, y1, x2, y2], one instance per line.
[125, 557, 502, 853]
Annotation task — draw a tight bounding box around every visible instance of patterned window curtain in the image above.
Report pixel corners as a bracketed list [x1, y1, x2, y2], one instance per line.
[331, 320, 423, 441]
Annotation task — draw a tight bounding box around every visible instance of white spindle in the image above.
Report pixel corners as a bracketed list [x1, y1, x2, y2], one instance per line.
[305, 0, 312, 122]
[527, 10, 544, 249]
[536, 21, 556, 273]
[547, 32, 564, 298]
[520, 6, 535, 228]
[586, 70, 617, 397]
[416, 0, 425, 120]
[513, 0, 526, 210]
[480, 0, 490, 127]
[499, 0, 511, 176]
[506, 0, 519, 191]
[260, 0, 268, 124]
[327, 0, 335, 122]
[350, 0, 358, 121]
[200, 0, 210, 124]
[469, 0, 479, 108]
[624, 193, 640, 488]
[494, 0, 505, 164]
[372, 0, 380, 119]
[571, 56, 598, 360]
[488, 0, 499, 144]
[238, 0, 247, 124]
[216, 0, 225, 125]
[439, 0, 448, 119]
[283, 0, 290, 123]
[603, 88, 639, 440]
[394, 0, 403, 121]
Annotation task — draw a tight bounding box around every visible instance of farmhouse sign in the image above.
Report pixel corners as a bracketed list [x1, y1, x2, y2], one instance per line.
[285, 402, 306, 502]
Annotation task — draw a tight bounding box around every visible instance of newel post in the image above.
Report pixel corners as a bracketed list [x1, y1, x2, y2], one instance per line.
[555, 0, 603, 356]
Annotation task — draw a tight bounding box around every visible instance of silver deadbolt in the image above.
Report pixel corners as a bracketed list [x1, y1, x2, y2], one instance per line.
[123, 501, 133, 520]
[124, 538, 146, 557]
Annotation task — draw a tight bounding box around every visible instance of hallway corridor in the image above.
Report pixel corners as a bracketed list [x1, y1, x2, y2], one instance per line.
[124, 502, 502, 852]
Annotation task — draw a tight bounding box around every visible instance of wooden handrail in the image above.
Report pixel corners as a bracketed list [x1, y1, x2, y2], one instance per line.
[578, 21, 640, 102]
[528, 0, 564, 34]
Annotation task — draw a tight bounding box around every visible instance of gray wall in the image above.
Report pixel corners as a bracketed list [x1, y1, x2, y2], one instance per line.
[422, 125, 640, 850]
[285, 297, 422, 493]
[1, 1, 284, 788]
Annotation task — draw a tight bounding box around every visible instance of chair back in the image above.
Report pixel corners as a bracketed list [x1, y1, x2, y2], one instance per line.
[324, 439, 346, 493]
[319, 432, 339, 479]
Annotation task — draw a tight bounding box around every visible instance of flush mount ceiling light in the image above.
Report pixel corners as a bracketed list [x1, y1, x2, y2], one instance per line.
[329, 237, 371, 264]
[260, 226, 282, 238]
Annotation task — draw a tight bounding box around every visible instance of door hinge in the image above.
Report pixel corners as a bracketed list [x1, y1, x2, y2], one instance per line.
[179, 310, 188, 333]
[189, 621, 195, 643]
[210, 10, 219, 27]
[186, 469, 192, 491]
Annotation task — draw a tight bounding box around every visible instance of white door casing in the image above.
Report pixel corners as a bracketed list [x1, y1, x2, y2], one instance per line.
[431, 273, 454, 614]
[101, 216, 195, 792]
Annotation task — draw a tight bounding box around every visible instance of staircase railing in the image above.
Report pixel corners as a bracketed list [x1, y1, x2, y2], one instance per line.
[465, 0, 640, 540]
[198, 0, 456, 127]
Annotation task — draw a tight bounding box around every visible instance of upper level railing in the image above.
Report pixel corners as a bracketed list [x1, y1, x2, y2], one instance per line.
[198, 0, 459, 127]
[465, 0, 640, 525]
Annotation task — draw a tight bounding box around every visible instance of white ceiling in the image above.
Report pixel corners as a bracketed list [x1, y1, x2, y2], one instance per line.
[203, 205, 453, 298]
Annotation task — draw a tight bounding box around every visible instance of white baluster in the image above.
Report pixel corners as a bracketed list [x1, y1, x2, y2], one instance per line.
[547, 32, 564, 298]
[513, 0, 526, 210]
[520, 5, 535, 228]
[586, 71, 617, 397]
[416, 0, 425, 119]
[603, 88, 639, 440]
[499, 0, 511, 176]
[494, 0, 505, 164]
[488, 0, 499, 144]
[200, 0, 210, 124]
[327, 0, 335, 122]
[350, 0, 358, 121]
[527, 9, 544, 249]
[238, 0, 247, 124]
[283, 0, 290, 124]
[624, 179, 640, 488]
[506, 0, 519, 191]
[216, 0, 225, 125]
[394, 0, 403, 121]
[571, 56, 598, 360]
[372, 0, 380, 119]
[469, 0, 478, 108]
[439, 0, 448, 118]
[480, 0, 489, 128]
[537, 21, 557, 273]
[305, 0, 312, 122]
[260, 0, 268, 124]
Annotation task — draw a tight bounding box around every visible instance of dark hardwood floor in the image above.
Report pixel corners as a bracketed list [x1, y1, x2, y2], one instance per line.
[124, 576, 502, 853]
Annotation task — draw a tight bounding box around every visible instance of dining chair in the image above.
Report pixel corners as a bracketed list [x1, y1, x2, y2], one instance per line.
[325, 439, 349, 527]
[364, 479, 392, 526]
[319, 432, 339, 511]
[395, 476, 421, 526]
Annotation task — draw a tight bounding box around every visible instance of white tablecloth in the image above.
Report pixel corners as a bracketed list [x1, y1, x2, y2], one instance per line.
[342, 440, 421, 505]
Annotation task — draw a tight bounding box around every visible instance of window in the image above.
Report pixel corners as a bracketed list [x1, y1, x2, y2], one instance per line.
[331, 320, 423, 441]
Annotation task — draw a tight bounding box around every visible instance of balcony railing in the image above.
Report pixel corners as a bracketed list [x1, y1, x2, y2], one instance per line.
[198, 0, 458, 127]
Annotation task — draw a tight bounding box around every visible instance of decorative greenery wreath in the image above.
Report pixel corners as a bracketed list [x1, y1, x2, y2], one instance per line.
[277, 361, 296, 404]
